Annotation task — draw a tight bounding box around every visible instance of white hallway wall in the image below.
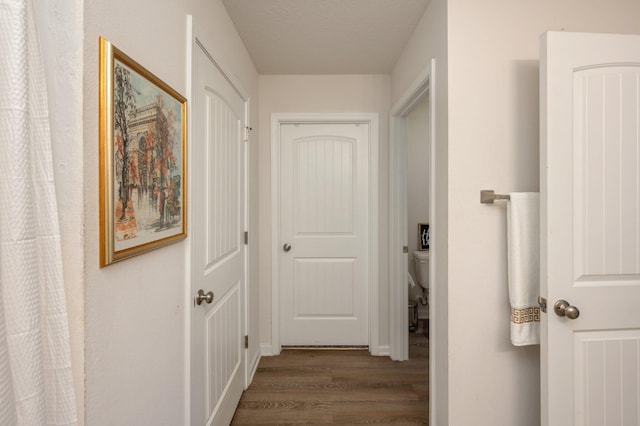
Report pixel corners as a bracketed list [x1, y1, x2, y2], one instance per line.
[82, 0, 259, 424]
[33, 0, 85, 421]
[257, 75, 391, 351]
[445, 0, 640, 425]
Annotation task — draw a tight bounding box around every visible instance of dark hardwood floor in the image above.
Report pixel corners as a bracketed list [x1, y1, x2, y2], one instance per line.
[231, 328, 429, 425]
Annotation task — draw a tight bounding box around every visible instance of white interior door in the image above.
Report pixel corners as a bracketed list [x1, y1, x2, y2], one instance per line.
[541, 31, 640, 425]
[279, 122, 369, 346]
[191, 39, 246, 425]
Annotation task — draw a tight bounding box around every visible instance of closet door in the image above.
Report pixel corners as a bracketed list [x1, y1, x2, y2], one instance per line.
[279, 122, 370, 346]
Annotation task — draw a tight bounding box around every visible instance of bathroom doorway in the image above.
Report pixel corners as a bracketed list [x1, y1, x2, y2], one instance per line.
[389, 59, 436, 420]
[389, 59, 435, 360]
[406, 97, 430, 337]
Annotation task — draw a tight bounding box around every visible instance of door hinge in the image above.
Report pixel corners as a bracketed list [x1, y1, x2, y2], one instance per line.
[402, 246, 409, 253]
[243, 126, 252, 142]
[537, 296, 547, 313]
[244, 335, 249, 349]
[244, 231, 248, 245]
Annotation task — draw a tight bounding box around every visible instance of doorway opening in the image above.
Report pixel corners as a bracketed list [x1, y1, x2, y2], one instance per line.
[406, 97, 430, 337]
[389, 59, 436, 419]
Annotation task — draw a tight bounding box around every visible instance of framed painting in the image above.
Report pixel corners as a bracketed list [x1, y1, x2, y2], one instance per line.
[418, 223, 430, 251]
[99, 37, 187, 267]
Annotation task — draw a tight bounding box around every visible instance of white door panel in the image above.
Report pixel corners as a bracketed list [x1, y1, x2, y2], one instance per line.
[280, 123, 369, 346]
[191, 40, 245, 426]
[574, 66, 640, 278]
[541, 31, 640, 425]
[574, 330, 640, 425]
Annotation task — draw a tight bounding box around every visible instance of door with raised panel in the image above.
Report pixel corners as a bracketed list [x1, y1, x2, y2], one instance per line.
[279, 123, 370, 346]
[541, 31, 640, 425]
[191, 38, 246, 425]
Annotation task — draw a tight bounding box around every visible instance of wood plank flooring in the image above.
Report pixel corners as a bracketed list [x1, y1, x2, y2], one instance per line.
[231, 331, 429, 425]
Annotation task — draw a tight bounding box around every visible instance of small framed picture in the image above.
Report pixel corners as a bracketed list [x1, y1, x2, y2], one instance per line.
[418, 223, 430, 251]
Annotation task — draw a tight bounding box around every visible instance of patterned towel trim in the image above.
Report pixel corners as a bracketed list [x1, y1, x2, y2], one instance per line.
[511, 307, 540, 324]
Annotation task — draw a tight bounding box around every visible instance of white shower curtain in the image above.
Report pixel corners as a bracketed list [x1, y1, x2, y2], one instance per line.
[0, 0, 78, 424]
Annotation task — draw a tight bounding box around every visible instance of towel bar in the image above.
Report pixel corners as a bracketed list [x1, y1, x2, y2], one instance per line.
[480, 190, 510, 204]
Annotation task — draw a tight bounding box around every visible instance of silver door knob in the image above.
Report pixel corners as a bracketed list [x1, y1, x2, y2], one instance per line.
[283, 243, 291, 252]
[195, 289, 214, 305]
[553, 299, 580, 320]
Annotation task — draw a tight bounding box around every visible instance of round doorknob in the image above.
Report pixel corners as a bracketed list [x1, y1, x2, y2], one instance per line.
[553, 299, 580, 320]
[283, 243, 291, 252]
[195, 289, 214, 305]
[565, 305, 580, 320]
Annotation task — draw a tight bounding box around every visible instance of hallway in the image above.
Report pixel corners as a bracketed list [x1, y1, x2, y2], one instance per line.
[231, 332, 429, 424]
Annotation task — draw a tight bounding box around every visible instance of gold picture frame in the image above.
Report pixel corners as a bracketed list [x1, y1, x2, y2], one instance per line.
[99, 37, 187, 267]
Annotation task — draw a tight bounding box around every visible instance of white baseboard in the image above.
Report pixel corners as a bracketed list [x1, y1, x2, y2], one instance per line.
[376, 345, 390, 356]
[260, 343, 274, 356]
[247, 349, 261, 384]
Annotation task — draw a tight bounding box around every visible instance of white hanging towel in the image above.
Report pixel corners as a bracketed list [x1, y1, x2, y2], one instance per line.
[507, 193, 540, 346]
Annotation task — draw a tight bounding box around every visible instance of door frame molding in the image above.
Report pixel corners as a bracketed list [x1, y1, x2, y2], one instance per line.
[186, 15, 253, 425]
[389, 58, 436, 415]
[270, 112, 380, 355]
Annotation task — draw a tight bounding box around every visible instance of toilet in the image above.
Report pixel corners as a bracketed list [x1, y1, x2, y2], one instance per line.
[412, 250, 429, 291]
[411, 251, 429, 328]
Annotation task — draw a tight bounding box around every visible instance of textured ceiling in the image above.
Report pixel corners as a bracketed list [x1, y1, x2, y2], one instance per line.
[222, 0, 430, 74]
